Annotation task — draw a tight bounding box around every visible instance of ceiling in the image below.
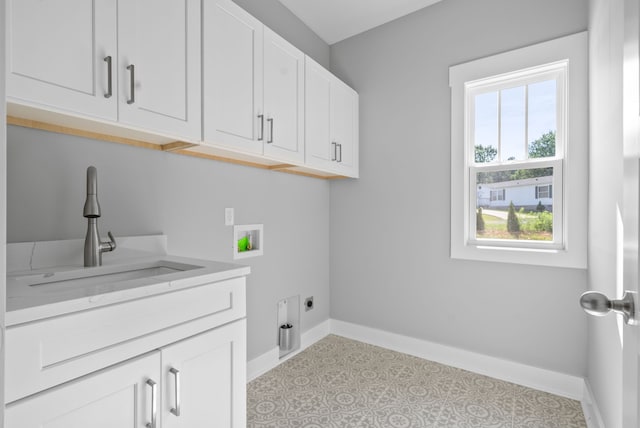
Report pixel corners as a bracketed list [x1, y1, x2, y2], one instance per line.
[277, 0, 443, 45]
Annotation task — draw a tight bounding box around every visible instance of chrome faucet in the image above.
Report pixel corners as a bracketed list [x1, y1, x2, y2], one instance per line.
[83, 166, 116, 267]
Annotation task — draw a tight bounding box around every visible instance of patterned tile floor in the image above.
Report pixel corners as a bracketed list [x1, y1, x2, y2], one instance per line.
[247, 335, 586, 427]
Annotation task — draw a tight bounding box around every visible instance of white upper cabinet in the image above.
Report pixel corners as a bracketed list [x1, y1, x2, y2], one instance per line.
[262, 28, 305, 163]
[7, 0, 201, 140]
[305, 57, 359, 177]
[6, 0, 118, 120]
[118, 0, 201, 140]
[204, 0, 305, 163]
[331, 78, 359, 176]
[7, 0, 357, 178]
[203, 0, 264, 154]
[305, 59, 333, 167]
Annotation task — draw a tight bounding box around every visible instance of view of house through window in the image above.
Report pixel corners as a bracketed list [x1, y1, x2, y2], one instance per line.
[476, 167, 554, 241]
[470, 72, 561, 244]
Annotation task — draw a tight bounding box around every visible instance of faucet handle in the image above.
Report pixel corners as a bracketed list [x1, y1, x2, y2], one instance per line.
[96, 231, 116, 264]
[106, 231, 117, 251]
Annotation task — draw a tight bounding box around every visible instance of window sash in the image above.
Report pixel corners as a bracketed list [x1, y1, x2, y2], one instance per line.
[466, 63, 567, 166]
[469, 159, 563, 250]
[464, 63, 566, 251]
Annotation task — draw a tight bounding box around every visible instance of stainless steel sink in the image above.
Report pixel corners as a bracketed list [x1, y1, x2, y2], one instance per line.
[11, 261, 202, 288]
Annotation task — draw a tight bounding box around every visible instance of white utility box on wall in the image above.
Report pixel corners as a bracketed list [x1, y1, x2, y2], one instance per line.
[233, 224, 263, 260]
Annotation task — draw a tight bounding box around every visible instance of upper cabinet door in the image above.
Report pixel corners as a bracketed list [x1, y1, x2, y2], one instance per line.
[203, 0, 264, 154]
[118, 0, 201, 140]
[331, 80, 359, 178]
[305, 57, 333, 168]
[6, 0, 118, 120]
[263, 28, 305, 163]
[304, 57, 359, 178]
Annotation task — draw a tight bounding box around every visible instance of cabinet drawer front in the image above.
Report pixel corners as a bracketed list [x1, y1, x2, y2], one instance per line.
[6, 277, 246, 403]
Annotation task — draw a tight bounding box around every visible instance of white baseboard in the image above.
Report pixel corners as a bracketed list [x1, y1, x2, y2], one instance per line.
[247, 319, 330, 382]
[248, 318, 588, 405]
[330, 319, 585, 401]
[581, 380, 605, 428]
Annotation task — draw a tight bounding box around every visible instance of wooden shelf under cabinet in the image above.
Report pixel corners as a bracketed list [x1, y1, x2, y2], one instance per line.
[6, 103, 347, 180]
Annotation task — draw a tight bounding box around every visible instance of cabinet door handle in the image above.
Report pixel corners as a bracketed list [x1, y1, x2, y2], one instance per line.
[257, 114, 264, 141]
[146, 379, 157, 428]
[169, 368, 181, 417]
[337, 143, 343, 163]
[126, 64, 135, 105]
[103, 56, 113, 98]
[331, 142, 337, 161]
[267, 118, 274, 144]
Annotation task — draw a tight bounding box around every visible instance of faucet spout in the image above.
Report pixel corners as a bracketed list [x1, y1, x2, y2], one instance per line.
[83, 166, 116, 267]
[83, 166, 101, 218]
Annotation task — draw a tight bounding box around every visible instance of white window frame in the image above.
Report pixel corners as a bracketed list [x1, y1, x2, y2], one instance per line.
[450, 32, 587, 268]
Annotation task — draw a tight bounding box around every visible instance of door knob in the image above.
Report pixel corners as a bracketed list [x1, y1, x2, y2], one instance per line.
[580, 291, 637, 325]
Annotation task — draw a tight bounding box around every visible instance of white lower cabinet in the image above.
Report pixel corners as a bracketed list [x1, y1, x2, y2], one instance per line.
[5, 276, 247, 428]
[162, 320, 246, 428]
[6, 320, 246, 428]
[6, 352, 161, 428]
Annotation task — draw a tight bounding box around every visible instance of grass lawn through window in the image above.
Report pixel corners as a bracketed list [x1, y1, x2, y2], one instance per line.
[478, 212, 553, 241]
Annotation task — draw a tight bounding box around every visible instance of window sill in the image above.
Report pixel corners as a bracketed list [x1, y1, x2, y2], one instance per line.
[451, 242, 586, 269]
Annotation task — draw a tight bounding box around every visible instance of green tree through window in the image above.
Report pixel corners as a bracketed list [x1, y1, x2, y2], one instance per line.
[475, 131, 555, 182]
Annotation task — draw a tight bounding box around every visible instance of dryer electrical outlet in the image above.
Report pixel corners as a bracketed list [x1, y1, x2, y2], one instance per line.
[304, 296, 314, 311]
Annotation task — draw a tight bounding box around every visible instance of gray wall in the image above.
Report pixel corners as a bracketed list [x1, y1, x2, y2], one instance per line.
[7, 127, 330, 361]
[588, 0, 624, 426]
[329, 0, 589, 376]
[233, 0, 329, 68]
[5, 0, 331, 362]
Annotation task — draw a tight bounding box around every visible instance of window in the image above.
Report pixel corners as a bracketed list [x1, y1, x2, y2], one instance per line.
[450, 32, 587, 268]
[470, 62, 564, 246]
[536, 185, 552, 199]
[490, 189, 505, 201]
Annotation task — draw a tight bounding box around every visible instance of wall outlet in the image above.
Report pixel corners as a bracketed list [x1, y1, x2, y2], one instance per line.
[304, 296, 314, 311]
[225, 208, 234, 226]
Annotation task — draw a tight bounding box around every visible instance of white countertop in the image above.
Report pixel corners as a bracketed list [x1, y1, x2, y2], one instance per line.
[6, 236, 250, 326]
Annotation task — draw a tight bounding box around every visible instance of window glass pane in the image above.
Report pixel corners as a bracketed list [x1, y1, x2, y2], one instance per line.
[528, 80, 556, 158]
[474, 92, 498, 163]
[500, 86, 526, 161]
[475, 167, 553, 241]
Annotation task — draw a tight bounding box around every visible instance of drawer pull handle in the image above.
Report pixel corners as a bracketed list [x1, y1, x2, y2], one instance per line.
[126, 64, 135, 105]
[146, 379, 157, 428]
[170, 368, 181, 417]
[258, 114, 264, 141]
[104, 56, 113, 98]
[267, 118, 274, 144]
